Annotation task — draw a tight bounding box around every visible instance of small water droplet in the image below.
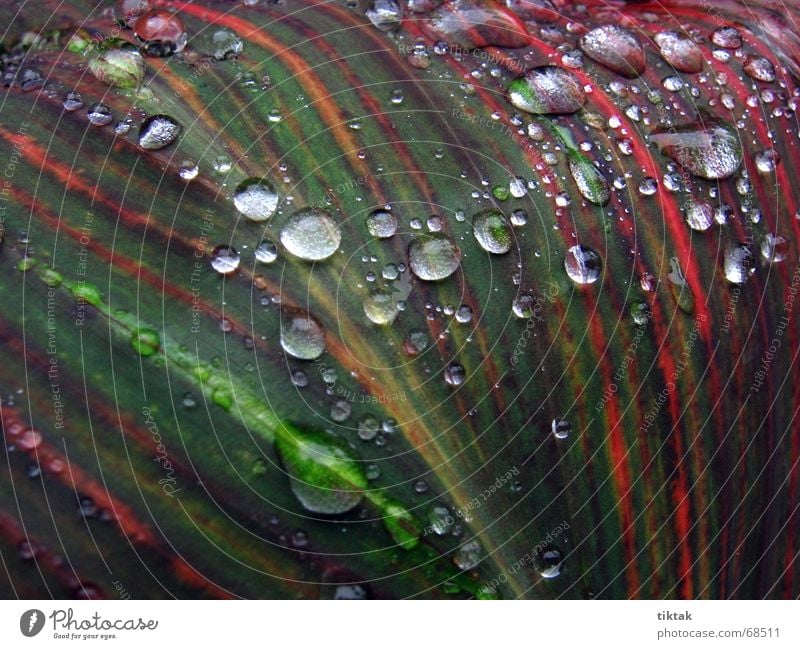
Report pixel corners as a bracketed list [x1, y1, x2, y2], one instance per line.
[138, 114, 181, 150]
[723, 243, 756, 284]
[761, 233, 787, 263]
[551, 418, 571, 439]
[280, 309, 326, 360]
[444, 363, 466, 386]
[564, 245, 602, 285]
[210, 245, 240, 274]
[684, 199, 714, 231]
[87, 103, 113, 126]
[255, 239, 278, 264]
[454, 539, 483, 570]
[207, 28, 243, 60]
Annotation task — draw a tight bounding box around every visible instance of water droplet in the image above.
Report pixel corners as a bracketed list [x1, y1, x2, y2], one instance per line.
[366, 0, 402, 32]
[428, 505, 454, 536]
[654, 31, 704, 73]
[650, 121, 742, 180]
[761, 233, 787, 263]
[455, 305, 473, 323]
[580, 25, 645, 77]
[178, 161, 199, 181]
[207, 28, 243, 60]
[275, 422, 366, 514]
[131, 327, 160, 356]
[631, 300, 651, 325]
[210, 245, 240, 274]
[280, 209, 341, 261]
[454, 539, 483, 570]
[88, 46, 145, 88]
[365, 209, 397, 238]
[290, 370, 308, 387]
[280, 310, 326, 360]
[723, 243, 756, 284]
[684, 199, 714, 231]
[363, 289, 401, 325]
[711, 25, 742, 49]
[567, 150, 610, 206]
[134, 10, 187, 56]
[233, 179, 279, 222]
[87, 103, 113, 126]
[331, 400, 351, 423]
[510, 209, 528, 226]
[358, 416, 380, 441]
[427, 0, 529, 48]
[743, 56, 775, 82]
[138, 114, 180, 150]
[441, 363, 466, 387]
[409, 234, 461, 281]
[472, 209, 512, 254]
[534, 546, 564, 578]
[551, 418, 570, 439]
[255, 239, 278, 264]
[63, 91, 84, 111]
[564, 245, 602, 285]
[754, 149, 779, 174]
[507, 66, 586, 114]
[404, 330, 428, 355]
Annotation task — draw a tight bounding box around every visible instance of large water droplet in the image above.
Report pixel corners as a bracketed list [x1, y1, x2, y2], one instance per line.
[564, 245, 602, 285]
[409, 234, 461, 281]
[233, 179, 279, 222]
[507, 66, 585, 115]
[426, 0, 530, 48]
[275, 422, 366, 514]
[567, 150, 610, 206]
[650, 121, 742, 180]
[744, 56, 776, 82]
[280, 309, 326, 360]
[138, 114, 180, 150]
[134, 10, 187, 56]
[280, 209, 341, 261]
[580, 25, 645, 77]
[88, 46, 145, 88]
[472, 209, 512, 254]
[654, 31, 704, 73]
[723, 243, 756, 284]
[711, 25, 742, 49]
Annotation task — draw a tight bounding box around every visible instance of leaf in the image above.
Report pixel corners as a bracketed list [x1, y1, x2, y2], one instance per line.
[0, 0, 798, 600]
